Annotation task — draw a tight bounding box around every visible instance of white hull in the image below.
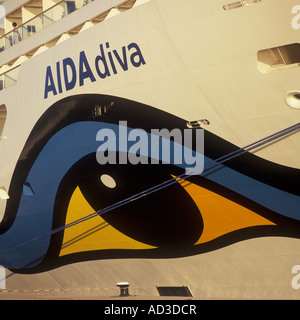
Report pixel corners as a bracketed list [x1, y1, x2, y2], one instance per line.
[0, 0, 299, 299]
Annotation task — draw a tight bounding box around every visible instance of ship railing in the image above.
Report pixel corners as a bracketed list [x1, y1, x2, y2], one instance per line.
[0, 65, 20, 91]
[0, 0, 94, 52]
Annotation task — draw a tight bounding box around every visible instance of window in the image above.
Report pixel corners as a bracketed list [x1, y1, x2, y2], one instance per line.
[156, 286, 193, 297]
[92, 102, 114, 117]
[0, 104, 6, 140]
[257, 43, 300, 73]
[285, 91, 300, 110]
[186, 119, 210, 129]
[223, 0, 261, 11]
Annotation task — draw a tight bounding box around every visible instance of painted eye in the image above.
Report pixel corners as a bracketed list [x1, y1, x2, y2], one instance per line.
[57, 152, 278, 261]
[59, 153, 203, 257]
[1, 94, 298, 272]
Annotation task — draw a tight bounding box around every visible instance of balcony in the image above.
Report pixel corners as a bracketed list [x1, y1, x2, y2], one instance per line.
[0, 65, 19, 90]
[0, 0, 94, 52]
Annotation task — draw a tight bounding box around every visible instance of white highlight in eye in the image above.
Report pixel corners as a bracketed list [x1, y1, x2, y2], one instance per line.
[100, 174, 116, 189]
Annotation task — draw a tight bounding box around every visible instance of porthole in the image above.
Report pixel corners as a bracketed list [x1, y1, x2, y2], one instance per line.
[285, 91, 300, 109]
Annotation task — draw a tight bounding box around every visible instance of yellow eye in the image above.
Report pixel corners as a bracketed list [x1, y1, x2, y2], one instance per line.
[59, 171, 276, 259]
[59, 186, 156, 258]
[173, 176, 276, 245]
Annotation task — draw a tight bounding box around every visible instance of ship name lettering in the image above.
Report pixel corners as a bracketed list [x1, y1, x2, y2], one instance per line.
[44, 42, 146, 99]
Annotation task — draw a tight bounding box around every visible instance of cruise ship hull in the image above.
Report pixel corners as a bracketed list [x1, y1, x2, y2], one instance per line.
[0, 0, 299, 298]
